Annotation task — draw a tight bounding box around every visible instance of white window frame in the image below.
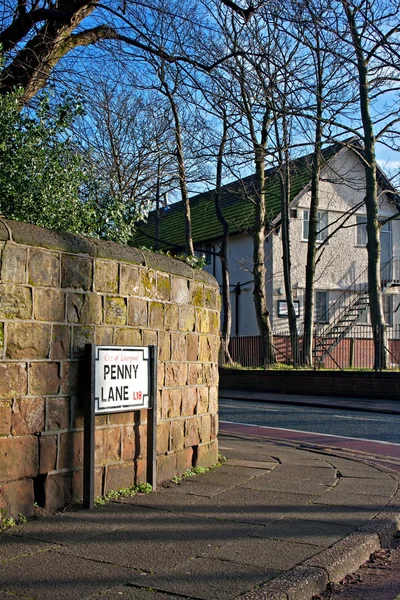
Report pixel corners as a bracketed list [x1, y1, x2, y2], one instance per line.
[303, 210, 328, 242]
[383, 294, 393, 327]
[356, 215, 367, 246]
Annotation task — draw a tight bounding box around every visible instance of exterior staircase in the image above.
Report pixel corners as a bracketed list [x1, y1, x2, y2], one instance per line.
[314, 258, 400, 365]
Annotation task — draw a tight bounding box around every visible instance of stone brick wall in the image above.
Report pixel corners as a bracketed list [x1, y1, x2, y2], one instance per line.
[0, 219, 220, 517]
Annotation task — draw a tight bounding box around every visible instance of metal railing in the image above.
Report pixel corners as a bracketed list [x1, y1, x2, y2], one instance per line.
[228, 325, 400, 370]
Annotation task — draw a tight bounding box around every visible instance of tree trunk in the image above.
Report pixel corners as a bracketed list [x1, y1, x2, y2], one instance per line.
[344, 2, 386, 369]
[214, 111, 233, 365]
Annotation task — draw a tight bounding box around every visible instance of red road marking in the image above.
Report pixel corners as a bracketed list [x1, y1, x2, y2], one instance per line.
[220, 421, 400, 460]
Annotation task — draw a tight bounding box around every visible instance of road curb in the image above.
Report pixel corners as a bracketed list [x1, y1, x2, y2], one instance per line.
[236, 510, 400, 600]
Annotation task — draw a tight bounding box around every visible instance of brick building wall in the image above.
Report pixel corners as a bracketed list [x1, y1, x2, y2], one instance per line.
[0, 219, 220, 517]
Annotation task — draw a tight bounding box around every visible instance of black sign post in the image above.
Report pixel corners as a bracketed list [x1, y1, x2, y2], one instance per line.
[83, 344, 158, 509]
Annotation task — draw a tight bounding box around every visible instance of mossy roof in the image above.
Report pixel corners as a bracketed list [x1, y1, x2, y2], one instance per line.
[131, 142, 342, 251]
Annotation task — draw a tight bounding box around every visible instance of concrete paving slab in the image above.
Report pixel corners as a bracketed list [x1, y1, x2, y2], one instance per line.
[6, 512, 119, 545]
[202, 536, 320, 570]
[253, 517, 354, 547]
[227, 459, 279, 469]
[115, 490, 205, 510]
[313, 490, 391, 509]
[178, 487, 317, 524]
[0, 534, 57, 561]
[327, 457, 391, 479]
[90, 586, 184, 599]
[334, 476, 398, 496]
[58, 515, 265, 571]
[128, 557, 279, 600]
[240, 464, 337, 496]
[292, 504, 380, 527]
[0, 550, 133, 600]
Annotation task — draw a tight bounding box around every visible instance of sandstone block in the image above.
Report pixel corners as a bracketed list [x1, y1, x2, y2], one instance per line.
[203, 364, 213, 384]
[58, 431, 83, 469]
[188, 363, 203, 385]
[105, 296, 127, 325]
[142, 329, 157, 347]
[108, 411, 135, 426]
[157, 421, 170, 454]
[162, 389, 181, 419]
[95, 326, 114, 346]
[165, 363, 187, 387]
[104, 463, 135, 493]
[127, 298, 148, 327]
[199, 335, 212, 362]
[114, 328, 142, 346]
[1, 244, 27, 283]
[209, 386, 218, 414]
[204, 287, 219, 310]
[170, 420, 185, 452]
[209, 311, 220, 335]
[28, 249, 59, 287]
[72, 325, 95, 357]
[140, 269, 156, 298]
[39, 434, 57, 474]
[0, 284, 31, 319]
[196, 440, 218, 468]
[6, 322, 51, 359]
[197, 387, 209, 414]
[122, 424, 147, 461]
[149, 301, 164, 330]
[0, 363, 28, 398]
[44, 472, 73, 511]
[210, 336, 220, 363]
[179, 306, 196, 332]
[186, 334, 199, 362]
[171, 332, 186, 361]
[120, 264, 140, 296]
[72, 467, 103, 502]
[185, 417, 201, 448]
[156, 453, 177, 483]
[0, 435, 38, 480]
[211, 413, 219, 439]
[156, 273, 171, 301]
[95, 260, 119, 293]
[171, 277, 190, 304]
[0, 401, 11, 435]
[11, 397, 45, 435]
[61, 255, 93, 290]
[0, 322, 3, 352]
[196, 309, 210, 334]
[47, 397, 70, 430]
[29, 362, 61, 396]
[61, 361, 80, 395]
[201, 414, 211, 443]
[50, 325, 71, 359]
[67, 293, 102, 324]
[182, 387, 198, 417]
[95, 427, 121, 464]
[176, 447, 193, 473]
[190, 282, 204, 307]
[157, 362, 165, 388]
[0, 479, 34, 519]
[164, 304, 179, 331]
[34, 289, 65, 322]
[158, 331, 170, 362]
[156, 273, 171, 302]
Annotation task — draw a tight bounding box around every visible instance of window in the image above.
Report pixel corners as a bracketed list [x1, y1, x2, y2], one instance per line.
[383, 295, 393, 326]
[315, 291, 328, 323]
[303, 210, 328, 242]
[356, 216, 367, 246]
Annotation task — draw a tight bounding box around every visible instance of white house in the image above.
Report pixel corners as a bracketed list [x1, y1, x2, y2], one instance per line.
[133, 142, 400, 348]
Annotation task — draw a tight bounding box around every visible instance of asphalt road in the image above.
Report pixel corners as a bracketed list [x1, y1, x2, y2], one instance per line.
[219, 398, 400, 444]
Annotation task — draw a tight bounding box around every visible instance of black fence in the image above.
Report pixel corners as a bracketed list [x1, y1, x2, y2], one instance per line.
[228, 325, 400, 370]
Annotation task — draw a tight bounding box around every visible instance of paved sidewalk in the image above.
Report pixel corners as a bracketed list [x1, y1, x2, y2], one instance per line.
[1, 433, 400, 600]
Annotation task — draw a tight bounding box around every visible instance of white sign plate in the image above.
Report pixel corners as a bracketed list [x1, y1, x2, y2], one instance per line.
[94, 346, 150, 414]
